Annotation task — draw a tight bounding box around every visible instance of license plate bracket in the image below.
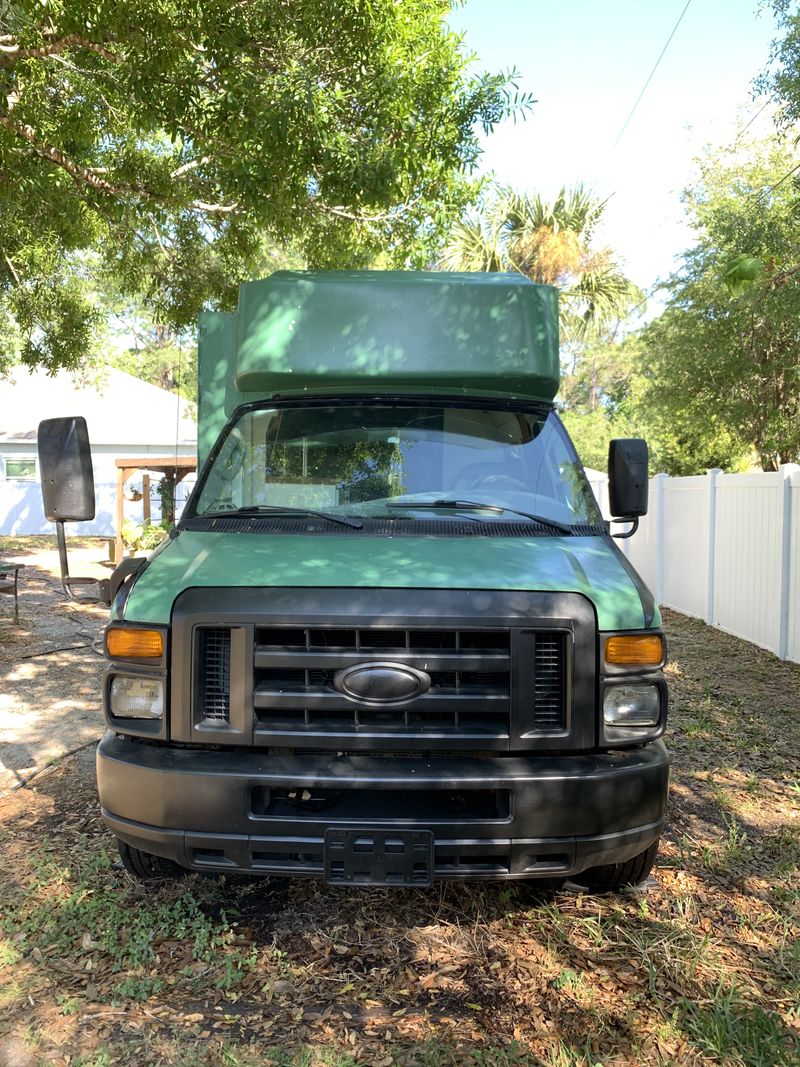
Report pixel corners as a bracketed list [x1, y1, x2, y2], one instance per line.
[324, 828, 434, 887]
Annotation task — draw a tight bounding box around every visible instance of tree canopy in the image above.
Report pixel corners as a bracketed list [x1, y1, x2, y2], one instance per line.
[637, 138, 800, 472]
[0, 0, 529, 374]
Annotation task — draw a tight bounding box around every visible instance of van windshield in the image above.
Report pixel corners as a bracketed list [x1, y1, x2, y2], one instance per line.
[192, 402, 602, 529]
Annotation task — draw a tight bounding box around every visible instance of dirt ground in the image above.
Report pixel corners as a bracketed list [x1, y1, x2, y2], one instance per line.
[0, 541, 798, 1066]
[0, 537, 109, 794]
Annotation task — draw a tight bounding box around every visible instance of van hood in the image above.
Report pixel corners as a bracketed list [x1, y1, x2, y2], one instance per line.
[122, 530, 657, 632]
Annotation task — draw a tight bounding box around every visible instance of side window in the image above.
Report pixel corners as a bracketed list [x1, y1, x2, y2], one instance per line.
[196, 430, 246, 511]
[3, 456, 37, 480]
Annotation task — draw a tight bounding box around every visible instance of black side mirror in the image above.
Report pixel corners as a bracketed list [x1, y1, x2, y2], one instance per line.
[38, 416, 100, 600]
[608, 438, 648, 538]
[38, 416, 95, 522]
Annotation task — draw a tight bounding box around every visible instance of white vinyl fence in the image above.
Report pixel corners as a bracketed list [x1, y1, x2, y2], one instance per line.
[589, 465, 800, 664]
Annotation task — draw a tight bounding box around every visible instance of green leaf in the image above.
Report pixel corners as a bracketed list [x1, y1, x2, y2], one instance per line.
[722, 254, 764, 296]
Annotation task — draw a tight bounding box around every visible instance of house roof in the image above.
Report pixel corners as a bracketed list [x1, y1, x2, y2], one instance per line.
[0, 366, 196, 447]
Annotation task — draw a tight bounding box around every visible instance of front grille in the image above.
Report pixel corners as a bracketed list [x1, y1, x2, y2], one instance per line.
[252, 627, 511, 742]
[176, 588, 593, 752]
[197, 628, 231, 722]
[189, 615, 572, 748]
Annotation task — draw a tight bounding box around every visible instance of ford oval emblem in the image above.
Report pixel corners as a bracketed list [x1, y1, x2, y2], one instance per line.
[334, 662, 431, 705]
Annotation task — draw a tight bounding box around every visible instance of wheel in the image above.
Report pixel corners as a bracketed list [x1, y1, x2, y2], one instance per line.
[117, 839, 186, 882]
[574, 838, 659, 891]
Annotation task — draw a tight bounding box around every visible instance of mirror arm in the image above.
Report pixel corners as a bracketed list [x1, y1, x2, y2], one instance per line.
[98, 557, 147, 607]
[610, 516, 639, 540]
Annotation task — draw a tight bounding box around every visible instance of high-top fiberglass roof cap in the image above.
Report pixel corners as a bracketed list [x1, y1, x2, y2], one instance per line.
[233, 270, 560, 402]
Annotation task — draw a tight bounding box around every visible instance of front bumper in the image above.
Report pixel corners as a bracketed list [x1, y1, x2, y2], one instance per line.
[97, 733, 669, 880]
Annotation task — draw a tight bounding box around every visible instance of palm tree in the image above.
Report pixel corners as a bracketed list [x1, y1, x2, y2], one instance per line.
[440, 185, 637, 340]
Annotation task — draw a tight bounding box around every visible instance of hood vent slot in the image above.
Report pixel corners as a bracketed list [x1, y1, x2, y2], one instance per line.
[532, 632, 567, 729]
[197, 627, 231, 723]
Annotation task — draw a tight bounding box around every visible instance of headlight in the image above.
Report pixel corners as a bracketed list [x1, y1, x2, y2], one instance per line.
[110, 676, 164, 719]
[603, 684, 660, 727]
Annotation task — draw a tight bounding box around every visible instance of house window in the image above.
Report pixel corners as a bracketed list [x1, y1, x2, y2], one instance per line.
[3, 457, 37, 480]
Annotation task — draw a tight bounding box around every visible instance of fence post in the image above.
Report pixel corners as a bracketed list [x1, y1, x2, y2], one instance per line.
[655, 473, 667, 606]
[706, 468, 721, 625]
[778, 464, 800, 660]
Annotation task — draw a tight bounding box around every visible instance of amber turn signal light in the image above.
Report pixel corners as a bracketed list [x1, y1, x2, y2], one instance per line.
[106, 627, 164, 659]
[605, 634, 663, 667]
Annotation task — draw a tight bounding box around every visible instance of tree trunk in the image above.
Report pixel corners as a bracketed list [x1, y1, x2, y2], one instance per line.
[759, 452, 778, 472]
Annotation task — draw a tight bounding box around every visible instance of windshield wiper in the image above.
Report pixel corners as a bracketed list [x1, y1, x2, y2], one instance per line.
[201, 505, 363, 529]
[385, 499, 573, 534]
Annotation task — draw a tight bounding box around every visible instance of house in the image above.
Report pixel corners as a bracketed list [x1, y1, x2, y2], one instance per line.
[0, 366, 197, 536]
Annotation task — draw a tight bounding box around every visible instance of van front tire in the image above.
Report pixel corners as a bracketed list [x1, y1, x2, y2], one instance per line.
[574, 838, 659, 891]
[117, 839, 186, 882]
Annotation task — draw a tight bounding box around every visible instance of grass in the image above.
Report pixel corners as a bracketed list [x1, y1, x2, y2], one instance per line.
[3, 838, 260, 1002]
[0, 608, 798, 1065]
[680, 984, 798, 1067]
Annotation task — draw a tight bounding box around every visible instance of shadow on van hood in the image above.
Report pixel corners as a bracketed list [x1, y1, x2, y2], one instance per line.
[122, 530, 656, 631]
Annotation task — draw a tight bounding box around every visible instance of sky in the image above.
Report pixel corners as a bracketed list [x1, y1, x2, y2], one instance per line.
[448, 0, 780, 299]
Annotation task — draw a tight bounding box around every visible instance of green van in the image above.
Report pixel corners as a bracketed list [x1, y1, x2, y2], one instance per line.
[97, 271, 668, 889]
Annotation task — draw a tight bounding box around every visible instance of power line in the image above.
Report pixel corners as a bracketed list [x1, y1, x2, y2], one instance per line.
[613, 0, 694, 148]
[681, 97, 772, 204]
[737, 98, 771, 139]
[757, 158, 800, 200]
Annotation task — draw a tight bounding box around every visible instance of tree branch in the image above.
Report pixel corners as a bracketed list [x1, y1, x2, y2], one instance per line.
[316, 201, 404, 225]
[1, 250, 21, 286]
[0, 110, 237, 213]
[0, 110, 148, 194]
[189, 199, 238, 214]
[0, 33, 120, 64]
[171, 157, 209, 179]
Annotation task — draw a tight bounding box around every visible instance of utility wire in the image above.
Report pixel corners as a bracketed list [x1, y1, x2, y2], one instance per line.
[681, 97, 773, 204]
[737, 98, 771, 139]
[613, 0, 694, 147]
[756, 158, 800, 200]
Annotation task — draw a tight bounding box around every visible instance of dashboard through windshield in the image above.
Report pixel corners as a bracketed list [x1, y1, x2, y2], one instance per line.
[191, 401, 602, 529]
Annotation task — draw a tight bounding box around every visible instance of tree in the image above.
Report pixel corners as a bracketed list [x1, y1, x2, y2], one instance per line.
[105, 312, 197, 405]
[759, 1, 800, 128]
[560, 323, 751, 477]
[102, 238, 304, 403]
[637, 137, 800, 472]
[558, 331, 639, 471]
[440, 185, 636, 339]
[0, 1, 530, 374]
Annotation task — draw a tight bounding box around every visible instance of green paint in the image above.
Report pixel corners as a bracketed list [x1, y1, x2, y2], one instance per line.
[235, 271, 559, 400]
[197, 310, 240, 469]
[124, 531, 653, 632]
[196, 272, 560, 465]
